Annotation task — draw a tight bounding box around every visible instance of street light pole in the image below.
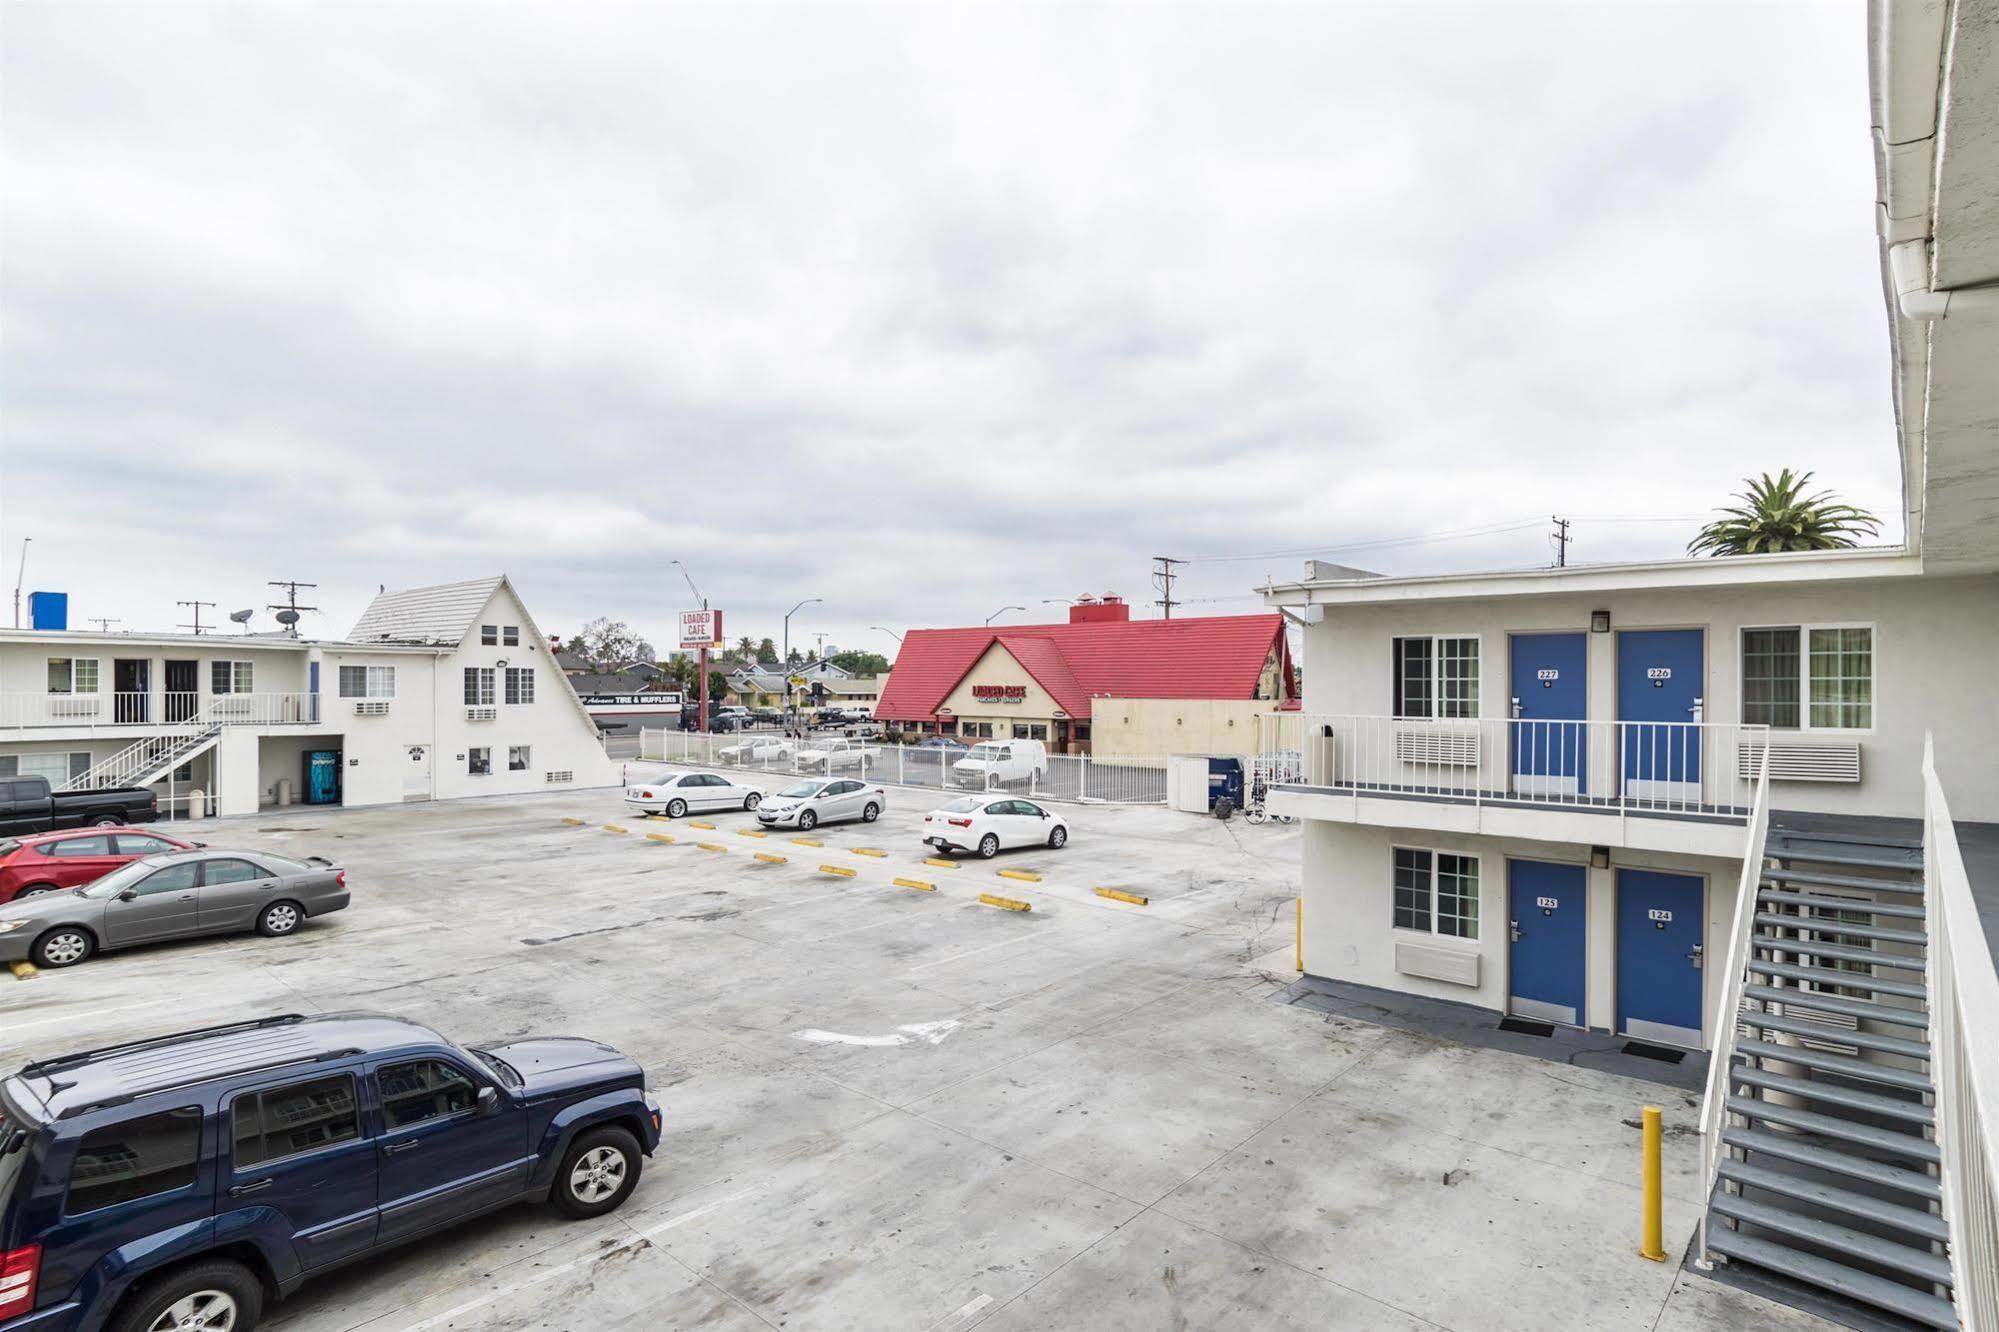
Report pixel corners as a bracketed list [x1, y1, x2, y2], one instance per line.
[870, 626, 903, 644]
[985, 605, 1025, 626]
[783, 597, 823, 729]
[672, 560, 709, 734]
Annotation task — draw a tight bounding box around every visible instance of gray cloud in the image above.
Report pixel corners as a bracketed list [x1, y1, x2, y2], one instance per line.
[1, 1, 1898, 649]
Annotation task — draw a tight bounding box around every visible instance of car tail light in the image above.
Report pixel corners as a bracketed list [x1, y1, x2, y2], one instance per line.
[948, 818, 973, 827]
[0, 1243, 40, 1321]
[336, 870, 347, 888]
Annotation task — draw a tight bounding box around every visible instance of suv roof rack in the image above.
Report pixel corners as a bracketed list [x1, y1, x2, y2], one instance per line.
[56, 1045, 364, 1120]
[18, 1014, 308, 1079]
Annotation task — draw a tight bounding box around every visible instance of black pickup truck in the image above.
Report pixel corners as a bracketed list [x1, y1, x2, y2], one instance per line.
[0, 773, 158, 836]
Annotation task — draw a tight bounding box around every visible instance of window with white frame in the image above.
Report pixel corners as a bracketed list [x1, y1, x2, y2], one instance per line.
[1392, 637, 1478, 719]
[508, 745, 531, 771]
[463, 667, 495, 706]
[46, 658, 100, 694]
[1740, 625, 1872, 730]
[337, 665, 397, 699]
[480, 625, 498, 646]
[504, 667, 535, 705]
[211, 661, 254, 694]
[1391, 847, 1479, 939]
[502, 626, 520, 646]
[0, 751, 91, 784]
[467, 747, 491, 775]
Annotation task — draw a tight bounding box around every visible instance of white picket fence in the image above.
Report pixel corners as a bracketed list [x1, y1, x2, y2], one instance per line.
[635, 727, 1167, 805]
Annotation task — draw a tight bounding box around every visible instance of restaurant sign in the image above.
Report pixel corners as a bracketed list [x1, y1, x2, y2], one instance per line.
[970, 684, 1028, 704]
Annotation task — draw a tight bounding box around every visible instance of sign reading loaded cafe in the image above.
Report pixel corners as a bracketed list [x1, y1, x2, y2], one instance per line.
[970, 684, 1028, 704]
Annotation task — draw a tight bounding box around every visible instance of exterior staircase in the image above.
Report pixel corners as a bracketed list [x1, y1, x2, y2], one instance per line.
[1703, 823, 1958, 1329]
[62, 723, 222, 793]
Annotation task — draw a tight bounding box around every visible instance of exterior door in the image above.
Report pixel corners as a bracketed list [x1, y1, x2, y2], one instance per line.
[1507, 860, 1589, 1026]
[164, 660, 199, 722]
[403, 746, 432, 801]
[372, 1058, 528, 1244]
[1615, 869, 1706, 1047]
[227, 1073, 379, 1270]
[1509, 634, 1587, 797]
[102, 861, 204, 945]
[113, 659, 150, 724]
[1616, 629, 1705, 803]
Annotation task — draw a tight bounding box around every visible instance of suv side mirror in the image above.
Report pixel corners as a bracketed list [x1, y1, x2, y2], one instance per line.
[118, 889, 139, 902]
[477, 1085, 499, 1116]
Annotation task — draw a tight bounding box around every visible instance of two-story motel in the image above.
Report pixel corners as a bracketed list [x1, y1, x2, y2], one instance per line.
[1260, 3, 1998, 1323]
[0, 576, 617, 815]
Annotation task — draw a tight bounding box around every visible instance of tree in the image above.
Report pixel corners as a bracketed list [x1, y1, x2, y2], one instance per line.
[829, 650, 890, 676]
[734, 635, 757, 660]
[756, 637, 777, 664]
[708, 671, 728, 703]
[785, 647, 804, 667]
[575, 618, 654, 670]
[1688, 470, 1882, 557]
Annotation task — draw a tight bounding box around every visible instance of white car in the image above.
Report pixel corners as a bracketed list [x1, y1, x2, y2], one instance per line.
[951, 738, 1048, 787]
[796, 737, 877, 772]
[922, 796, 1069, 858]
[717, 735, 794, 764]
[625, 770, 763, 818]
[755, 778, 887, 831]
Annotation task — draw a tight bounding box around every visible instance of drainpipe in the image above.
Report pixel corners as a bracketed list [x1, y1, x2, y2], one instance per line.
[1888, 240, 1999, 320]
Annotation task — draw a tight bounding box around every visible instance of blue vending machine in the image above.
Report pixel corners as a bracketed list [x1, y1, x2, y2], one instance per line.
[304, 750, 342, 805]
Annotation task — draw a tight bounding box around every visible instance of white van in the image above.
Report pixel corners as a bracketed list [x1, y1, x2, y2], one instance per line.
[951, 738, 1048, 787]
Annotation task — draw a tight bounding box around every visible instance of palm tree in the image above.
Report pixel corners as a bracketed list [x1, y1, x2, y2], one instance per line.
[1688, 469, 1881, 557]
[734, 635, 757, 660]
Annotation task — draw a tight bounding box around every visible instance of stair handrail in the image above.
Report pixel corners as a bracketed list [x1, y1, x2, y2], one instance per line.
[1922, 733, 1999, 1331]
[1695, 740, 1772, 1266]
[63, 703, 224, 792]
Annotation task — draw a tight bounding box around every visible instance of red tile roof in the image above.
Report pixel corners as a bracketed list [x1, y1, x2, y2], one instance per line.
[874, 614, 1293, 723]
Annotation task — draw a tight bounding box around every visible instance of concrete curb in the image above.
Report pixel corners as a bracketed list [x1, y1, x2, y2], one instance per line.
[646, 832, 675, 844]
[893, 877, 937, 892]
[689, 820, 717, 830]
[1094, 887, 1149, 906]
[696, 842, 727, 853]
[923, 857, 958, 869]
[561, 817, 586, 826]
[602, 824, 628, 834]
[996, 868, 1042, 883]
[977, 893, 1032, 913]
[755, 852, 788, 865]
[819, 864, 857, 878]
[852, 848, 887, 858]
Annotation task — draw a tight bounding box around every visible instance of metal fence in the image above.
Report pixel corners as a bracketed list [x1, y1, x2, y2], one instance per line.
[635, 727, 1167, 805]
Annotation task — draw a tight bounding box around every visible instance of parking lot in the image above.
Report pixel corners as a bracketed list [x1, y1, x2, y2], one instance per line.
[0, 773, 1815, 1331]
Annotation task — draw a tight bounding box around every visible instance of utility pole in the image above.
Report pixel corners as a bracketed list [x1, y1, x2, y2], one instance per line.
[266, 580, 320, 636]
[1551, 517, 1571, 568]
[177, 600, 216, 635]
[11, 538, 29, 628]
[671, 561, 709, 732]
[1152, 555, 1185, 619]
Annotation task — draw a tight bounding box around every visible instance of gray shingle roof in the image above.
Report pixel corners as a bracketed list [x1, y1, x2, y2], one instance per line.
[349, 576, 505, 645]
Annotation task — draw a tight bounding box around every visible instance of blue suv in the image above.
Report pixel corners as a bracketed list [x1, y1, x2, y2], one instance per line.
[0, 1012, 662, 1331]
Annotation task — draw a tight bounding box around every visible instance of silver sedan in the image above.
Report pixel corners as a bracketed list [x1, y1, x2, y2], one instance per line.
[0, 849, 350, 969]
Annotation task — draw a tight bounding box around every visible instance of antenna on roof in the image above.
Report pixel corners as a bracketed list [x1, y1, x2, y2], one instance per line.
[229, 608, 256, 632]
[87, 617, 122, 633]
[177, 600, 216, 635]
[266, 580, 319, 638]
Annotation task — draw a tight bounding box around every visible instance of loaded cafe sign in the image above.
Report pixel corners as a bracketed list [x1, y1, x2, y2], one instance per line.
[970, 684, 1028, 704]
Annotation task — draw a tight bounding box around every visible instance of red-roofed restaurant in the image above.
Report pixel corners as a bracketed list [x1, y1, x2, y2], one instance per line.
[873, 596, 1297, 755]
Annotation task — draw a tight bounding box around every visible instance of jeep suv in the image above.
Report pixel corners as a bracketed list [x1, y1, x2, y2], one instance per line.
[0, 1012, 663, 1331]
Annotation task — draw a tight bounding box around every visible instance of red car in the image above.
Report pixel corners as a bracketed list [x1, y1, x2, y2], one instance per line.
[0, 826, 199, 904]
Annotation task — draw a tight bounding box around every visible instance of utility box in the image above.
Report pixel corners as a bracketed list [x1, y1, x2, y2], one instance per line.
[28, 591, 67, 631]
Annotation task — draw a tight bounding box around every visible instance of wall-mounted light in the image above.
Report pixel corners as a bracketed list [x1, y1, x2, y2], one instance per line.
[496, 657, 510, 669]
[1590, 845, 1611, 869]
[1590, 610, 1611, 634]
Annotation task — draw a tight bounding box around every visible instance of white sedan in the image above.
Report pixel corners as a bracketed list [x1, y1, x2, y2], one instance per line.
[717, 735, 794, 763]
[624, 770, 763, 818]
[921, 796, 1069, 859]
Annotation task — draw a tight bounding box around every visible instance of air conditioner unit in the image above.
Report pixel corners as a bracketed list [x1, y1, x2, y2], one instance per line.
[1394, 727, 1481, 767]
[466, 706, 497, 722]
[353, 701, 390, 717]
[1738, 741, 1861, 783]
[544, 770, 574, 784]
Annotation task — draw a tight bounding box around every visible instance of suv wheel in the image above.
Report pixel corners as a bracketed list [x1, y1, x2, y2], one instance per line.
[33, 926, 93, 968]
[666, 798, 688, 818]
[798, 809, 818, 831]
[111, 1257, 263, 1332]
[978, 833, 1000, 859]
[553, 1125, 642, 1219]
[257, 900, 304, 937]
[744, 792, 762, 811]
[862, 802, 880, 823]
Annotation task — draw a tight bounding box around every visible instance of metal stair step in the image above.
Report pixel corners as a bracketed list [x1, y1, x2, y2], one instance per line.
[1767, 849, 1923, 874]
[1765, 869, 1921, 896]
[1757, 890, 1925, 920]
[1735, 1009, 1931, 1061]
[1749, 935, 1925, 972]
[1742, 959, 1927, 999]
[1717, 1159, 1947, 1242]
[1721, 1126, 1940, 1201]
[1725, 1096, 1939, 1162]
[1708, 1192, 1952, 1285]
[1767, 828, 1923, 851]
[1752, 912, 1927, 946]
[1735, 1039, 1933, 1093]
[1703, 1228, 1958, 1330]
[1730, 1067, 1933, 1125]
[1743, 984, 1928, 1030]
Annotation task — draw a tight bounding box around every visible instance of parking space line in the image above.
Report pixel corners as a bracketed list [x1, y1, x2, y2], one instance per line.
[0, 997, 177, 1031]
[904, 931, 1045, 973]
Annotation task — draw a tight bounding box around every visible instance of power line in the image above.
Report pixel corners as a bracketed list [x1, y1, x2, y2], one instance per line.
[1152, 555, 1185, 619]
[1181, 517, 1547, 566]
[1551, 516, 1571, 568]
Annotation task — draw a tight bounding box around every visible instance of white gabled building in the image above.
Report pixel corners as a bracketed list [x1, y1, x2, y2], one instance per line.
[0, 575, 617, 816]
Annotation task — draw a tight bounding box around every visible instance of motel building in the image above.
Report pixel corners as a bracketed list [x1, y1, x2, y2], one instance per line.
[873, 595, 1296, 755]
[1258, 8, 1999, 1323]
[0, 576, 617, 816]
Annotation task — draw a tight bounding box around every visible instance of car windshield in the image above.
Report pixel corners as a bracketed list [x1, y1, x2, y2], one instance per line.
[938, 797, 982, 813]
[76, 855, 177, 898]
[778, 781, 827, 798]
[967, 743, 1006, 759]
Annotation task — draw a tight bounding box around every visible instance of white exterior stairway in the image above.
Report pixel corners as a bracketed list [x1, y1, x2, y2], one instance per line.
[63, 722, 222, 793]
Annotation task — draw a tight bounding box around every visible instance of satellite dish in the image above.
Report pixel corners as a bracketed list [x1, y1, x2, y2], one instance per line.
[229, 609, 255, 624]
[274, 609, 300, 625]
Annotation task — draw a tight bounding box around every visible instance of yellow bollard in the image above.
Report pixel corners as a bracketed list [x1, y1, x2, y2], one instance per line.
[1295, 896, 1303, 973]
[1639, 1105, 1666, 1262]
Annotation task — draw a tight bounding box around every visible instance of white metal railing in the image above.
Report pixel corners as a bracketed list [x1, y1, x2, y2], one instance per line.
[61, 693, 323, 791]
[1255, 713, 1771, 819]
[0, 690, 318, 730]
[1924, 734, 1998, 1330]
[632, 726, 1168, 805]
[1695, 745, 1773, 1266]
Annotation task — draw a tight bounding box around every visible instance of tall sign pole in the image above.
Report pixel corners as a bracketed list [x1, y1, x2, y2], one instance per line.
[699, 597, 709, 734]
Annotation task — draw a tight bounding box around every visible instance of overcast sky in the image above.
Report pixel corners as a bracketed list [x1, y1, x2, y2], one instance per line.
[1, 2, 1895, 656]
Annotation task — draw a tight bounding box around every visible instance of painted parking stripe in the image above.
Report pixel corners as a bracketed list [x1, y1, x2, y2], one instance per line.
[904, 931, 1044, 973]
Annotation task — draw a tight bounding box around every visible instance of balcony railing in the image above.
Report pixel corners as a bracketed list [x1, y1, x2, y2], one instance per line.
[0, 690, 319, 731]
[1257, 713, 1771, 820]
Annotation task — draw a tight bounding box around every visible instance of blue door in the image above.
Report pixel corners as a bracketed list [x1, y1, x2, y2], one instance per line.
[309, 660, 321, 724]
[1616, 869, 1706, 1046]
[1507, 860, 1588, 1026]
[1509, 633, 1587, 797]
[1616, 629, 1704, 803]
